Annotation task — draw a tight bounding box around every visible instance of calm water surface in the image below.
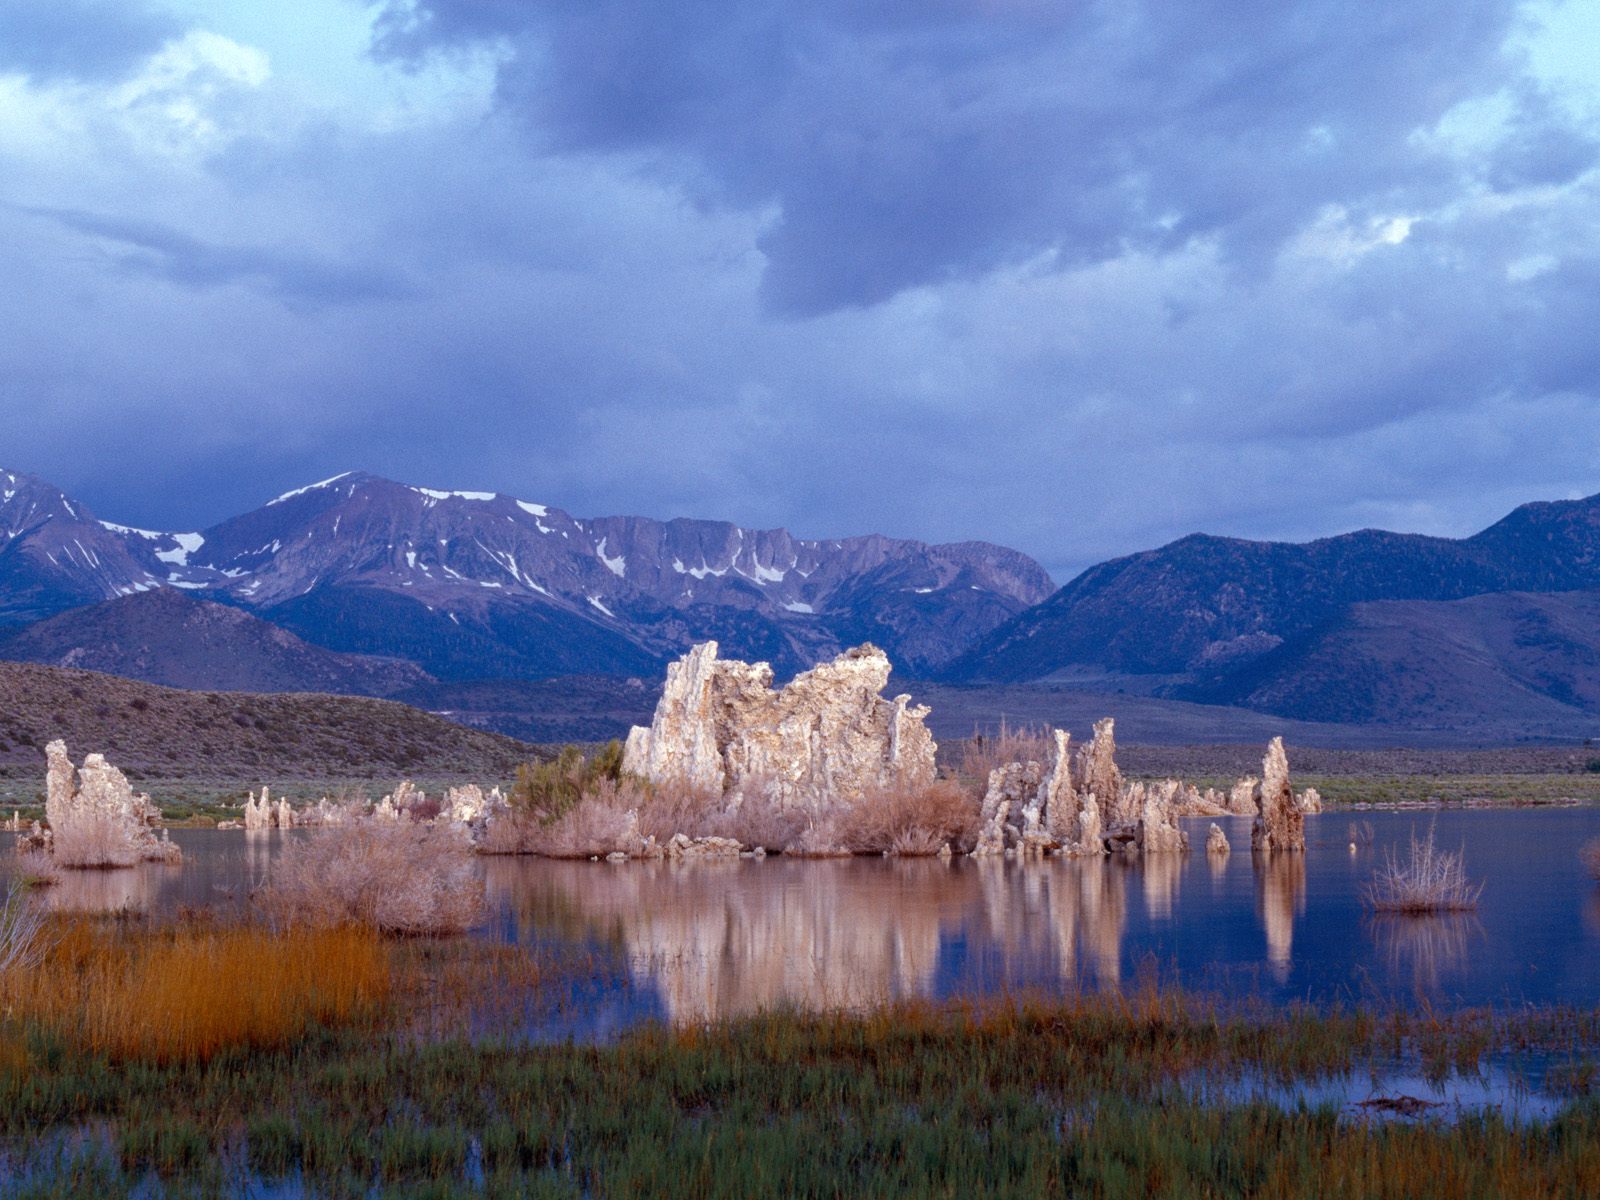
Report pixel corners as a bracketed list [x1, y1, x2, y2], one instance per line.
[25, 809, 1600, 1023]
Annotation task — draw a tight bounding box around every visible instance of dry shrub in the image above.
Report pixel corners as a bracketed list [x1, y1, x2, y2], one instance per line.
[1581, 838, 1600, 880]
[0, 881, 49, 973]
[481, 777, 646, 858]
[834, 780, 980, 856]
[259, 819, 485, 934]
[704, 790, 810, 853]
[1365, 823, 1483, 913]
[49, 810, 143, 869]
[1, 918, 388, 1062]
[11, 850, 60, 889]
[955, 719, 1055, 787]
[634, 776, 722, 844]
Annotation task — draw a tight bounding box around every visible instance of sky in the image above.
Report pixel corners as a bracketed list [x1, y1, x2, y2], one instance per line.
[1, 0, 1597, 581]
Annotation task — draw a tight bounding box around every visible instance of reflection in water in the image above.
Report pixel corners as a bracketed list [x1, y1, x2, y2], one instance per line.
[1371, 914, 1482, 995]
[488, 857, 1133, 1021]
[1141, 853, 1182, 920]
[1255, 853, 1305, 984]
[48, 864, 179, 913]
[13, 804, 1600, 1022]
[1207, 845, 1230, 885]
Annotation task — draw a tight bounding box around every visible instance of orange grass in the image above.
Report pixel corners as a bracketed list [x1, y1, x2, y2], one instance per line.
[1, 918, 390, 1062]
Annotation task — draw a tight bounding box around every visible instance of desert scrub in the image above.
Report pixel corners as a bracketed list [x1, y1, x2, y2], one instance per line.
[0, 991, 1599, 1195]
[259, 818, 486, 934]
[509, 741, 627, 823]
[1365, 823, 1483, 913]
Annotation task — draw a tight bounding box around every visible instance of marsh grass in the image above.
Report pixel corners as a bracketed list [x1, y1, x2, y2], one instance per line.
[1365, 823, 1483, 913]
[2, 975, 1600, 1195]
[0, 917, 388, 1063]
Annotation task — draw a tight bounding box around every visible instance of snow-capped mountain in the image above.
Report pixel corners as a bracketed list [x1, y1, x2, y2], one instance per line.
[0, 469, 1055, 679]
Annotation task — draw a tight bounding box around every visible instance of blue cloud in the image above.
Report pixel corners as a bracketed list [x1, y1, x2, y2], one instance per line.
[0, 0, 180, 81]
[373, 0, 1533, 313]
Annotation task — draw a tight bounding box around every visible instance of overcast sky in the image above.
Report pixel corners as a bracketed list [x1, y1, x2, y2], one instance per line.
[2, 0, 1597, 580]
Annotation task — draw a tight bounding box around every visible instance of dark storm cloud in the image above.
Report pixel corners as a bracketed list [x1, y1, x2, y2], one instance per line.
[0, 0, 179, 81]
[373, 0, 1530, 314]
[3, 0, 1597, 583]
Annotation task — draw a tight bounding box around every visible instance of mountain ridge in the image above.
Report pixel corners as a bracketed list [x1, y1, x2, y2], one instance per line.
[0, 467, 1053, 680]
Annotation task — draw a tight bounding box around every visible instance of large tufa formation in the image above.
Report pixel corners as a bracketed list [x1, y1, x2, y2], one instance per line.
[1251, 737, 1305, 852]
[622, 642, 937, 812]
[1077, 719, 1125, 825]
[42, 740, 180, 867]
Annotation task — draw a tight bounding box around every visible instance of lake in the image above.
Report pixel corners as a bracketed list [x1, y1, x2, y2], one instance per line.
[22, 807, 1600, 1026]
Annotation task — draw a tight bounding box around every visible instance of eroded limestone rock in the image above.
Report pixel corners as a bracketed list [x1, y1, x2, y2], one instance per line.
[1135, 779, 1189, 853]
[1296, 787, 1323, 814]
[1251, 737, 1305, 853]
[622, 642, 936, 813]
[43, 741, 178, 867]
[242, 788, 273, 832]
[1206, 823, 1230, 855]
[1228, 778, 1259, 816]
[1077, 718, 1125, 826]
[974, 760, 1045, 856]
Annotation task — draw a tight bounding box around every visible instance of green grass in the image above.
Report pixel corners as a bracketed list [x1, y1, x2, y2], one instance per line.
[1177, 772, 1600, 808]
[3, 982, 1600, 1196]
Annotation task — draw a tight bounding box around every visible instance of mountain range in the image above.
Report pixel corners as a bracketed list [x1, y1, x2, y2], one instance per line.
[0, 466, 1050, 682]
[5, 465, 1600, 740]
[949, 493, 1600, 733]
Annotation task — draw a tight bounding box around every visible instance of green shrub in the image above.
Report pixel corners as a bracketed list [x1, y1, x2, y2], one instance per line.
[509, 742, 626, 825]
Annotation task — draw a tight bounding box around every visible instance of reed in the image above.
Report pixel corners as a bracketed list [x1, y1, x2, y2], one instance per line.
[0, 918, 388, 1063]
[1365, 823, 1483, 913]
[3, 979, 1600, 1195]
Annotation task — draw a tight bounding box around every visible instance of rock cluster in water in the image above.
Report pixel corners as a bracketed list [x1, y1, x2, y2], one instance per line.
[972, 720, 1322, 859]
[30, 740, 180, 867]
[622, 641, 937, 813]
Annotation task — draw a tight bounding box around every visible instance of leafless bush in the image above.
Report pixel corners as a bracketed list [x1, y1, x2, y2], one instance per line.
[1364, 823, 1482, 914]
[50, 810, 143, 869]
[405, 794, 443, 822]
[888, 826, 949, 857]
[784, 818, 851, 858]
[633, 776, 722, 844]
[1581, 838, 1600, 881]
[1348, 820, 1376, 847]
[258, 818, 485, 934]
[956, 719, 1055, 786]
[0, 880, 49, 973]
[11, 849, 60, 889]
[834, 780, 980, 856]
[703, 792, 809, 853]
